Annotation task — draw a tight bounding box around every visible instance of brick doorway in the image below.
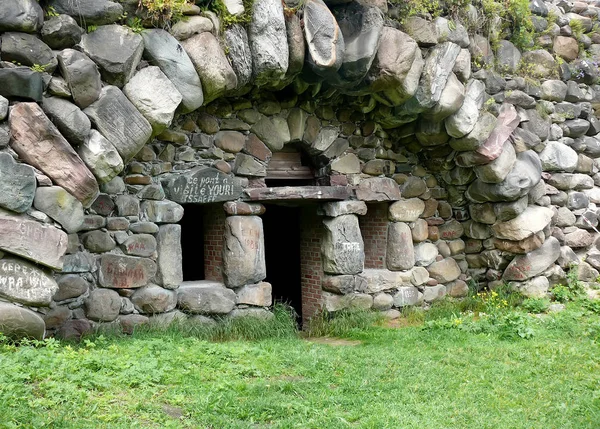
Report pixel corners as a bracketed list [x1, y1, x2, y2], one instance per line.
[180, 204, 226, 282]
[263, 204, 303, 323]
[262, 204, 323, 326]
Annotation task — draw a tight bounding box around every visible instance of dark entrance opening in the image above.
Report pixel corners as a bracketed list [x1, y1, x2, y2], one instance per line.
[263, 204, 303, 324]
[180, 204, 205, 281]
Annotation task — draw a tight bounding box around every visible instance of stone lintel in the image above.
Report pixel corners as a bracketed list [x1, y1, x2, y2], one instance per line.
[243, 186, 351, 201]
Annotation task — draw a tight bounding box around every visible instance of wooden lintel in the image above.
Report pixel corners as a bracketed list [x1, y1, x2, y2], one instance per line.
[243, 186, 352, 202]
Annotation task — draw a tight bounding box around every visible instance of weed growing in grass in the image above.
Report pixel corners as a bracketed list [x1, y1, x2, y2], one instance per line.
[582, 299, 600, 315]
[521, 297, 551, 314]
[552, 265, 586, 303]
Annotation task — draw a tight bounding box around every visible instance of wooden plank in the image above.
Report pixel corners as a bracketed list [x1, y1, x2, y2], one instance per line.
[243, 186, 352, 201]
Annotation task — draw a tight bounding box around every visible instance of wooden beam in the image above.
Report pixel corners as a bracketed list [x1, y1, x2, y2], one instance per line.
[243, 186, 352, 201]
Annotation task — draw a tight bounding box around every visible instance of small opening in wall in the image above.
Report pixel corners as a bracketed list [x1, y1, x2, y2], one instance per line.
[180, 204, 206, 281]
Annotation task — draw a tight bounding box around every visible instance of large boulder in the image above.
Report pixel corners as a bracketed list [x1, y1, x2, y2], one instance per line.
[333, 2, 384, 84]
[78, 25, 144, 87]
[85, 288, 121, 322]
[248, 0, 289, 84]
[520, 49, 557, 78]
[77, 129, 124, 184]
[224, 24, 253, 90]
[40, 14, 83, 49]
[0, 257, 58, 307]
[0, 302, 45, 340]
[427, 258, 461, 283]
[0, 68, 44, 102]
[83, 86, 153, 163]
[0, 0, 43, 33]
[473, 141, 516, 184]
[177, 281, 236, 314]
[539, 141, 578, 172]
[322, 214, 364, 275]
[0, 211, 68, 270]
[236, 282, 272, 307]
[222, 216, 266, 287]
[97, 254, 157, 289]
[33, 186, 84, 234]
[141, 29, 204, 113]
[466, 150, 542, 203]
[492, 206, 553, 241]
[48, 0, 124, 25]
[304, 0, 344, 75]
[181, 32, 237, 103]
[131, 285, 177, 314]
[140, 200, 184, 223]
[123, 66, 182, 135]
[389, 198, 425, 222]
[503, 237, 560, 281]
[366, 28, 423, 106]
[445, 79, 485, 138]
[41, 96, 91, 146]
[406, 42, 461, 112]
[57, 49, 102, 109]
[284, 13, 305, 80]
[496, 40, 521, 74]
[424, 73, 465, 122]
[1, 32, 58, 73]
[0, 152, 36, 213]
[10, 102, 99, 207]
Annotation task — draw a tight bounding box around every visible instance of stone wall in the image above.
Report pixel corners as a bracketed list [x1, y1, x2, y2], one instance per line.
[1, 0, 600, 339]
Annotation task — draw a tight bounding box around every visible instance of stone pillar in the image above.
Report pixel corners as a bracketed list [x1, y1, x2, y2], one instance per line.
[386, 222, 415, 270]
[321, 214, 364, 275]
[222, 206, 267, 288]
[156, 224, 183, 289]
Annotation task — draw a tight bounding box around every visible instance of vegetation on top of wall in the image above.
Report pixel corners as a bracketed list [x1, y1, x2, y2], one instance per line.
[138, 0, 192, 28]
[388, 0, 534, 51]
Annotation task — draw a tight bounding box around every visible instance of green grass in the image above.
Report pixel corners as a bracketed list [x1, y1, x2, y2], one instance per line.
[1, 303, 600, 428]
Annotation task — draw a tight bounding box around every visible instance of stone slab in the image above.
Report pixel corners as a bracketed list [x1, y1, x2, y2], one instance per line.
[97, 254, 157, 289]
[0, 257, 58, 306]
[9, 102, 99, 207]
[0, 211, 68, 270]
[163, 167, 243, 204]
[244, 186, 351, 201]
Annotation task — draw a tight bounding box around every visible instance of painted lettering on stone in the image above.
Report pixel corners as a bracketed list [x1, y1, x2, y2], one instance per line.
[0, 258, 58, 306]
[98, 255, 156, 289]
[337, 242, 362, 252]
[163, 167, 242, 204]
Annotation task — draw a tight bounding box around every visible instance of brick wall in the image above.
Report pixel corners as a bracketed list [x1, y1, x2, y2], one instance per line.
[203, 204, 225, 282]
[300, 207, 323, 323]
[359, 203, 389, 269]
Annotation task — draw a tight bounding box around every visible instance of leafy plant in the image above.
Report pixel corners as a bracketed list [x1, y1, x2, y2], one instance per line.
[126, 16, 145, 33]
[29, 63, 47, 73]
[552, 265, 586, 303]
[45, 6, 59, 17]
[521, 298, 550, 314]
[497, 312, 535, 339]
[582, 299, 600, 314]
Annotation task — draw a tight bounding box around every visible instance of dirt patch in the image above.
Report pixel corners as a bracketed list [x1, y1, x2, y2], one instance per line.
[162, 404, 184, 419]
[304, 337, 362, 346]
[382, 318, 424, 329]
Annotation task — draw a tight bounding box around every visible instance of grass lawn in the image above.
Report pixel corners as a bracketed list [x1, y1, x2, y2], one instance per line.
[1, 302, 600, 428]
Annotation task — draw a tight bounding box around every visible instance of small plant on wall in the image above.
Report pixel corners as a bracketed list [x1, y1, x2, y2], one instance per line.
[137, 0, 191, 28]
